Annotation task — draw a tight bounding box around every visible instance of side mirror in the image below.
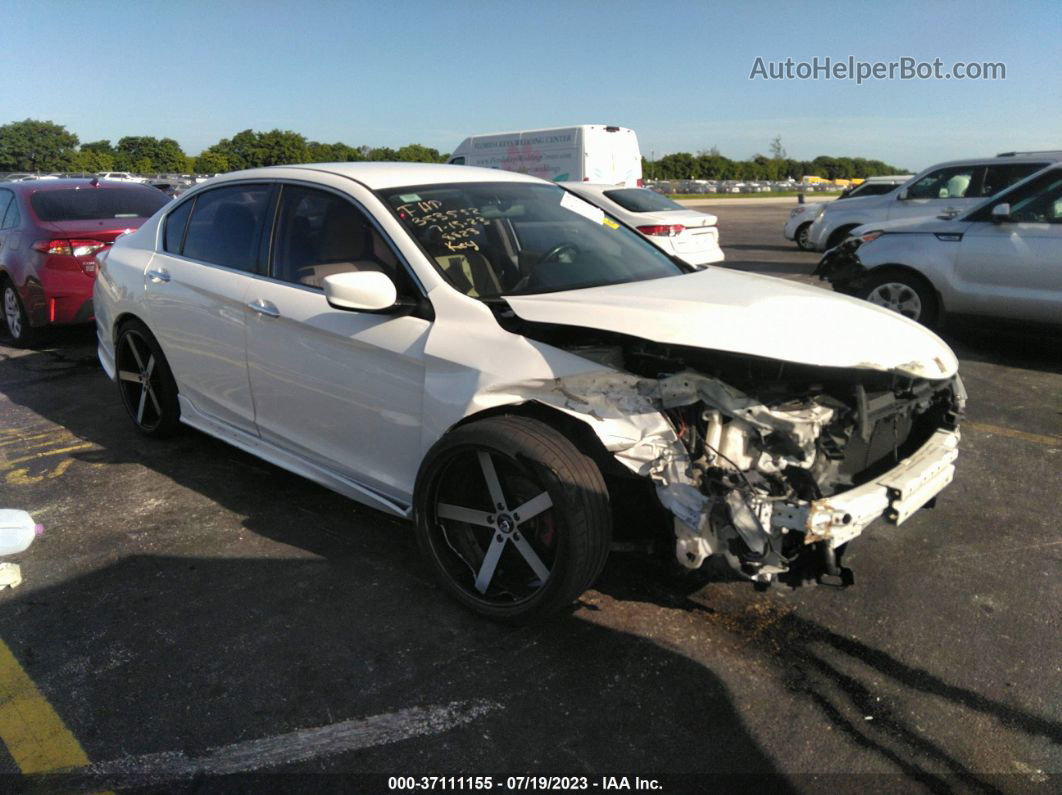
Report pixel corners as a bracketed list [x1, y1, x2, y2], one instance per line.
[991, 203, 1012, 224]
[323, 271, 398, 312]
[897, 188, 909, 201]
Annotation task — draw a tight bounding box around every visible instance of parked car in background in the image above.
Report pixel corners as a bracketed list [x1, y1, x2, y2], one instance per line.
[805, 152, 1062, 252]
[561, 182, 724, 267]
[98, 171, 146, 183]
[815, 163, 1062, 327]
[94, 162, 964, 620]
[0, 178, 169, 345]
[785, 175, 912, 250]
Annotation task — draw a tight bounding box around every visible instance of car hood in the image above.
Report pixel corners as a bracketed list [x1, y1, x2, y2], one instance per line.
[504, 268, 958, 379]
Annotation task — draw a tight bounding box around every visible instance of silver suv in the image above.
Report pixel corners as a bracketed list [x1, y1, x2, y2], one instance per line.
[805, 151, 1062, 252]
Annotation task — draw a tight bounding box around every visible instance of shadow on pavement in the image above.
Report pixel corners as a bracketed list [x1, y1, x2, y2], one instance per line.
[0, 341, 786, 786]
[595, 553, 1061, 794]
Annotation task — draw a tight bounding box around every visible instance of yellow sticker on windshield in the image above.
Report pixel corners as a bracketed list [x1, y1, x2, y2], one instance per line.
[602, 218, 619, 229]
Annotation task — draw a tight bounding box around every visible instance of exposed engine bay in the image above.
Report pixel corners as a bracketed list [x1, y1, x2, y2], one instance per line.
[492, 313, 965, 585]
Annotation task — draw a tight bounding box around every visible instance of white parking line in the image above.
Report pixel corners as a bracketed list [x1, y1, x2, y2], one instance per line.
[53, 699, 500, 785]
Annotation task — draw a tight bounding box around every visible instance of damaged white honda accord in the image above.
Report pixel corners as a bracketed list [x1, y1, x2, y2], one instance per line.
[94, 163, 964, 620]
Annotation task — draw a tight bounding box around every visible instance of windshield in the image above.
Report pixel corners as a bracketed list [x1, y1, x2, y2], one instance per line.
[384, 182, 686, 298]
[842, 182, 898, 199]
[602, 188, 686, 212]
[31, 187, 169, 222]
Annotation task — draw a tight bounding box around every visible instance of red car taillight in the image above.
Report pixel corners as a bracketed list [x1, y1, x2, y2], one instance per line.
[636, 224, 685, 237]
[32, 238, 108, 274]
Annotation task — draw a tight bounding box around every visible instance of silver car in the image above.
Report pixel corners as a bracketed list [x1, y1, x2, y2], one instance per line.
[814, 164, 1062, 326]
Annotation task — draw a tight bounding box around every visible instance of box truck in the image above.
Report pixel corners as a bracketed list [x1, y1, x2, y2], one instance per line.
[447, 125, 642, 187]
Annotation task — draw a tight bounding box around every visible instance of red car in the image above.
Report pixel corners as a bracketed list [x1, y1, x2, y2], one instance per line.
[0, 178, 169, 346]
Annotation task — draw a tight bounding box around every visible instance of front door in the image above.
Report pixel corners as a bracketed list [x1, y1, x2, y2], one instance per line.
[244, 183, 430, 503]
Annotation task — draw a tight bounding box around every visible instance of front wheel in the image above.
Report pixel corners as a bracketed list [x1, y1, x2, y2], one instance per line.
[795, 223, 812, 250]
[115, 320, 181, 436]
[856, 269, 939, 327]
[414, 416, 611, 622]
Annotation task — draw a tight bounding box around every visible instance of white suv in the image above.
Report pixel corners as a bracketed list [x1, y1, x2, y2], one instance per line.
[805, 152, 1062, 252]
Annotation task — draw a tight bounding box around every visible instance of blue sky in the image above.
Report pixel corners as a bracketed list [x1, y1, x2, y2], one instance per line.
[3, 0, 1060, 171]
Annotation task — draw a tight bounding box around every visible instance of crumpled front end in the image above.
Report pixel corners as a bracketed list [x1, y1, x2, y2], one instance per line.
[505, 351, 965, 585]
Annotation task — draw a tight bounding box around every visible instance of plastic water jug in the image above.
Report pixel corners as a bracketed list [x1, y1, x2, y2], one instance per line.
[0, 510, 43, 556]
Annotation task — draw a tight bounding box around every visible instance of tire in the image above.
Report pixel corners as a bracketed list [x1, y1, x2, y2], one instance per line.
[794, 223, 812, 251]
[414, 415, 611, 622]
[826, 225, 859, 250]
[2, 279, 41, 347]
[115, 319, 181, 437]
[855, 269, 939, 327]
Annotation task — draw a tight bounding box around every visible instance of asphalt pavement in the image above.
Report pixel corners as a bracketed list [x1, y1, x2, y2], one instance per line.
[0, 202, 1058, 793]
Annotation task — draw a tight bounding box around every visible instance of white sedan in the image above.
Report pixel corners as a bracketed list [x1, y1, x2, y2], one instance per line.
[94, 163, 964, 621]
[561, 183, 724, 267]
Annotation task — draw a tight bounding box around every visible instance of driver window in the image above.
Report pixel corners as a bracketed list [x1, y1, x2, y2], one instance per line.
[907, 167, 976, 200]
[272, 186, 401, 289]
[1008, 174, 1062, 223]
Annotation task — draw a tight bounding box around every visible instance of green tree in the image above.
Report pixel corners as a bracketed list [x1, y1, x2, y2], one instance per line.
[71, 148, 114, 172]
[366, 146, 399, 161]
[307, 141, 363, 162]
[395, 143, 444, 163]
[255, 129, 309, 166]
[81, 139, 115, 156]
[769, 135, 787, 160]
[0, 119, 79, 172]
[193, 151, 229, 174]
[114, 136, 188, 172]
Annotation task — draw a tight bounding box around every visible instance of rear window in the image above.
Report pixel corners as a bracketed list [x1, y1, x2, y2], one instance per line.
[602, 189, 685, 212]
[30, 187, 169, 222]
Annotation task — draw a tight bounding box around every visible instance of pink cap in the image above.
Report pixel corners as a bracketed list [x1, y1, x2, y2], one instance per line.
[34, 524, 44, 536]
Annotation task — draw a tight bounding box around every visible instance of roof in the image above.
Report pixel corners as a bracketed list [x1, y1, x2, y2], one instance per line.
[209, 162, 547, 191]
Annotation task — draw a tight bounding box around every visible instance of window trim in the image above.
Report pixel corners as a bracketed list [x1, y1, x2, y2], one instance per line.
[158, 180, 276, 276]
[262, 178, 428, 300]
[965, 167, 1062, 223]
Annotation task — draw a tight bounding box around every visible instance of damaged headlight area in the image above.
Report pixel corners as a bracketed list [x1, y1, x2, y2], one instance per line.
[503, 334, 965, 586]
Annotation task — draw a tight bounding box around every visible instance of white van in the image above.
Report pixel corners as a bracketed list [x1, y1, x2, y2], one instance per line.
[447, 125, 642, 187]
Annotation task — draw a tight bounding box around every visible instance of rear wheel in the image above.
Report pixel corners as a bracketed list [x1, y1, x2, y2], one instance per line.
[414, 416, 611, 622]
[795, 223, 812, 250]
[856, 269, 939, 327]
[115, 320, 181, 436]
[2, 281, 40, 347]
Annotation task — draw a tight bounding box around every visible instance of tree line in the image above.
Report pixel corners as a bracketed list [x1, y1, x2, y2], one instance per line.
[643, 148, 905, 182]
[0, 119, 449, 174]
[0, 119, 905, 181]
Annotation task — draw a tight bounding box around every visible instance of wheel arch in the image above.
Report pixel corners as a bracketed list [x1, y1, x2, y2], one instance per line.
[450, 400, 623, 477]
[863, 263, 946, 314]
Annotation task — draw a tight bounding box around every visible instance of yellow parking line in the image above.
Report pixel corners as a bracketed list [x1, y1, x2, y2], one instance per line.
[0, 637, 90, 774]
[966, 421, 1062, 448]
[3, 443, 94, 467]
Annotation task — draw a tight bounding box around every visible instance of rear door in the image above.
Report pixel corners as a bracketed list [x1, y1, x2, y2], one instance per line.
[144, 182, 274, 434]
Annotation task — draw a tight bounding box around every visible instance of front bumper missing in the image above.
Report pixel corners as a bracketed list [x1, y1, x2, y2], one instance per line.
[771, 428, 960, 548]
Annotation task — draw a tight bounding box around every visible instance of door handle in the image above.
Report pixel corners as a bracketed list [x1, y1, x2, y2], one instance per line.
[247, 298, 280, 318]
[147, 269, 170, 283]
